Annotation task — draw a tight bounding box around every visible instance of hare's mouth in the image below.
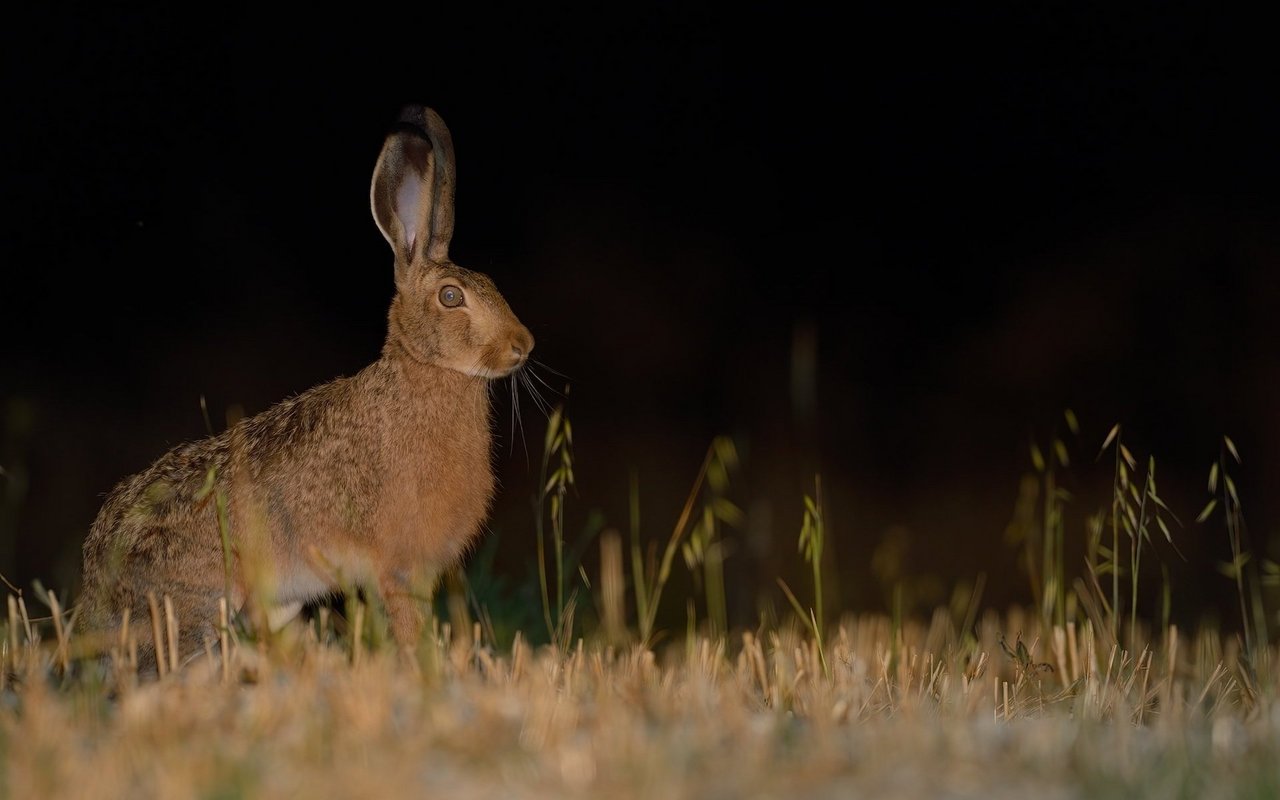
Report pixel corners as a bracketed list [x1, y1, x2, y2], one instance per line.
[457, 337, 531, 379]
[462, 358, 523, 380]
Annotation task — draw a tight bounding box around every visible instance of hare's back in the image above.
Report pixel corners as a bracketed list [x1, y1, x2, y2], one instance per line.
[83, 434, 231, 565]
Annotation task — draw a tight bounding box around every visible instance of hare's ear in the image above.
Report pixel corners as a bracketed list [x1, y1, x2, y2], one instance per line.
[418, 107, 456, 263]
[370, 117, 436, 267]
[369, 106, 457, 267]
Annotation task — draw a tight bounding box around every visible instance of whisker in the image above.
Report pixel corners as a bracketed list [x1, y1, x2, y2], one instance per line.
[512, 374, 530, 465]
[514, 368, 545, 417]
[531, 358, 570, 380]
[519, 369, 553, 417]
[531, 375, 554, 416]
[526, 363, 566, 397]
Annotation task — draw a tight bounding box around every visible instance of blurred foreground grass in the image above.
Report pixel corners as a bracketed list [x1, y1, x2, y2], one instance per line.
[3, 607, 1279, 798]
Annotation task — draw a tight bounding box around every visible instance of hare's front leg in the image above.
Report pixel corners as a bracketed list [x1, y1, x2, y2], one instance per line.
[378, 567, 436, 649]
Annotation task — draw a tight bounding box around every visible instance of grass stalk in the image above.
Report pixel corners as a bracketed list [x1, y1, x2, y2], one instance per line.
[798, 475, 826, 637]
[637, 443, 715, 644]
[536, 405, 575, 642]
[147, 591, 166, 678]
[1109, 429, 1122, 643]
[628, 471, 650, 638]
[640, 437, 739, 643]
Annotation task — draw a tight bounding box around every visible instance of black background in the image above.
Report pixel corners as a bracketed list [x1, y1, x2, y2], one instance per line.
[4, 7, 1279, 626]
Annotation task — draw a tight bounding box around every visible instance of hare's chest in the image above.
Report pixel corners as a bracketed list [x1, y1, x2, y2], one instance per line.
[383, 417, 493, 560]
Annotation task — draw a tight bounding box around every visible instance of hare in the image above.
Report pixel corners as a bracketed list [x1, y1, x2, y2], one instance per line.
[79, 106, 533, 666]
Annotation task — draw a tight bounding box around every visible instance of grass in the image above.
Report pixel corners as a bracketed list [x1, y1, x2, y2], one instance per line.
[2, 408, 1280, 797]
[4, 603, 1280, 797]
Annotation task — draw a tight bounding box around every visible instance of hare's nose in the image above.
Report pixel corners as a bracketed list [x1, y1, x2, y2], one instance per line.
[511, 327, 535, 359]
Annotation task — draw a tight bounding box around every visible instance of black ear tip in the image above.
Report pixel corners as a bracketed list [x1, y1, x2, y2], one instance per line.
[396, 105, 452, 143]
[397, 104, 428, 126]
[388, 106, 434, 146]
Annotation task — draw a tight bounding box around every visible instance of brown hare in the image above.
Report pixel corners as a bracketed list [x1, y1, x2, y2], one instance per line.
[79, 106, 533, 667]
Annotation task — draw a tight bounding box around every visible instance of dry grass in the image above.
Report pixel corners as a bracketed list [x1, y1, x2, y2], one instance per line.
[2, 603, 1279, 798]
[5, 414, 1278, 796]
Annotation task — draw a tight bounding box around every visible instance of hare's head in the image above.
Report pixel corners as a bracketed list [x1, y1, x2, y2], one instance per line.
[371, 106, 533, 378]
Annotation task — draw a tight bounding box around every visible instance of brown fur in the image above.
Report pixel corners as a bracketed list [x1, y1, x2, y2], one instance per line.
[79, 107, 533, 665]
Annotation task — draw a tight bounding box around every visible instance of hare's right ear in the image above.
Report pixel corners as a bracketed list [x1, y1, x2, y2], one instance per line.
[370, 116, 436, 272]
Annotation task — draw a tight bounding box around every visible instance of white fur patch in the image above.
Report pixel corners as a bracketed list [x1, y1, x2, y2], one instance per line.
[266, 602, 304, 631]
[396, 172, 424, 251]
[274, 562, 332, 606]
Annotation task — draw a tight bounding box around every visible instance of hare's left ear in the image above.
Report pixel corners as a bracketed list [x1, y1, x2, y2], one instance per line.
[369, 106, 456, 269]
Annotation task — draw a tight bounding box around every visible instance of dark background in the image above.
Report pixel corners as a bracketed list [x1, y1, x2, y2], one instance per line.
[3, 7, 1279, 628]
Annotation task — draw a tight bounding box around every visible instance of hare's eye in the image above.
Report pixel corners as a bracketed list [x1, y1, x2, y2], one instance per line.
[439, 285, 465, 308]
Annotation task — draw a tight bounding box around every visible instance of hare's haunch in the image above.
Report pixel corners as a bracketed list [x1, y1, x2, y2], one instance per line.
[79, 107, 533, 665]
